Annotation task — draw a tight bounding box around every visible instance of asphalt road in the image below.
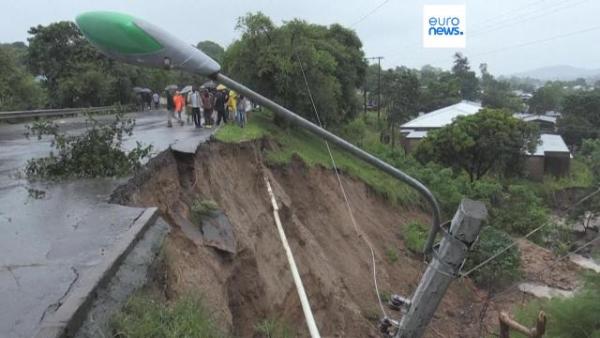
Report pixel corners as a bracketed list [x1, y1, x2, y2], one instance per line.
[0, 110, 214, 338]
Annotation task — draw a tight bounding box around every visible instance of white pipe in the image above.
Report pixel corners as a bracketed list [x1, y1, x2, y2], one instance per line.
[263, 176, 321, 338]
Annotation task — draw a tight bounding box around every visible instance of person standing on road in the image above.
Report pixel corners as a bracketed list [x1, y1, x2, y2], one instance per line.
[173, 91, 185, 126]
[236, 95, 247, 128]
[166, 90, 175, 127]
[152, 92, 160, 110]
[201, 89, 215, 128]
[227, 90, 237, 122]
[215, 89, 228, 125]
[188, 87, 202, 128]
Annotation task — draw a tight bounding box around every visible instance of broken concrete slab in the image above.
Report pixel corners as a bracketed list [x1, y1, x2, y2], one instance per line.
[518, 282, 575, 299]
[34, 208, 159, 338]
[569, 253, 600, 273]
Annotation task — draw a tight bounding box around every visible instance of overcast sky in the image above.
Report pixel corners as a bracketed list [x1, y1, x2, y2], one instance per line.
[2, 0, 599, 75]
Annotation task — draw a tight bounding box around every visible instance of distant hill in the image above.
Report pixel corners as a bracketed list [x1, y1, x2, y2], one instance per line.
[512, 65, 600, 81]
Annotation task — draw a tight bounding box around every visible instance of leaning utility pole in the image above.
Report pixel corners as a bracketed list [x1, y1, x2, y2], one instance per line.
[366, 56, 384, 122]
[395, 199, 487, 338]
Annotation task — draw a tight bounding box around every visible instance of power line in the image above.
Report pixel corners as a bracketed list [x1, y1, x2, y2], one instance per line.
[385, 0, 594, 65]
[470, 0, 592, 37]
[295, 53, 390, 319]
[350, 0, 392, 27]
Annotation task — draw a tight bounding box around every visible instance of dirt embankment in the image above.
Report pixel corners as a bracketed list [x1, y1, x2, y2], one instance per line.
[111, 140, 506, 337]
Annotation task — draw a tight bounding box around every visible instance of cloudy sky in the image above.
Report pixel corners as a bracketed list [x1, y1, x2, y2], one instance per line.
[2, 0, 599, 75]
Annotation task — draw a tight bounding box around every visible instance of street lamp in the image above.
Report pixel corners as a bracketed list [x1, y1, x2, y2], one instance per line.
[75, 10, 440, 255]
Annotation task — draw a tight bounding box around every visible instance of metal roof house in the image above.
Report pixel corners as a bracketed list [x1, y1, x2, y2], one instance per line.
[401, 101, 482, 130]
[399, 101, 571, 180]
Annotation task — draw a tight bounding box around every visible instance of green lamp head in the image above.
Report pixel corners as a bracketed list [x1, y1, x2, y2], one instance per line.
[76, 11, 220, 76]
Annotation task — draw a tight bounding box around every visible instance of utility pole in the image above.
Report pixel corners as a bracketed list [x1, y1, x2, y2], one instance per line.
[366, 56, 384, 122]
[395, 198, 487, 338]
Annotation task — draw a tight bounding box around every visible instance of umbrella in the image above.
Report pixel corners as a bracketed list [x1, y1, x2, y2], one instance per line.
[180, 85, 193, 94]
[201, 80, 217, 89]
[165, 84, 178, 91]
[141, 88, 152, 93]
[132, 86, 145, 93]
[216, 84, 227, 91]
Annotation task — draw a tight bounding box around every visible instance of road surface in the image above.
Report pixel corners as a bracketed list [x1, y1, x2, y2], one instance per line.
[0, 110, 213, 338]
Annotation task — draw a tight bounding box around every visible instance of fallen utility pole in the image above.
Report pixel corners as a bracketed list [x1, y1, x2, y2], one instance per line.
[395, 199, 487, 338]
[499, 311, 546, 338]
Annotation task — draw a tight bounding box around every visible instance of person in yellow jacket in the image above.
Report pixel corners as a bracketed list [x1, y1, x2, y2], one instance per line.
[226, 90, 237, 122]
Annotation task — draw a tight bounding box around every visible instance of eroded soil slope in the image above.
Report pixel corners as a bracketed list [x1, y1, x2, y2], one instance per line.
[112, 141, 493, 337]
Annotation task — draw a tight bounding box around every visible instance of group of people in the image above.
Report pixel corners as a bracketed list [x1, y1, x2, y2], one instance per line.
[163, 86, 252, 129]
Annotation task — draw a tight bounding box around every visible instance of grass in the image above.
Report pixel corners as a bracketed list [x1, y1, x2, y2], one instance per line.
[385, 247, 399, 263]
[190, 199, 219, 224]
[111, 292, 224, 338]
[215, 110, 420, 207]
[403, 221, 429, 254]
[512, 273, 600, 338]
[254, 318, 297, 338]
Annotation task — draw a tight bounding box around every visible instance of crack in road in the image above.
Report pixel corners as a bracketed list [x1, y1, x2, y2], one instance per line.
[38, 266, 80, 324]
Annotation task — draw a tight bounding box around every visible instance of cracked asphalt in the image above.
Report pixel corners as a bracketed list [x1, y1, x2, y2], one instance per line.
[0, 110, 214, 338]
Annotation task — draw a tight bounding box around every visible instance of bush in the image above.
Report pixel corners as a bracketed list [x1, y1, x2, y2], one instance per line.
[464, 226, 521, 288]
[190, 199, 219, 224]
[111, 293, 223, 338]
[385, 247, 399, 263]
[25, 110, 152, 179]
[491, 184, 549, 236]
[514, 273, 600, 338]
[403, 221, 429, 254]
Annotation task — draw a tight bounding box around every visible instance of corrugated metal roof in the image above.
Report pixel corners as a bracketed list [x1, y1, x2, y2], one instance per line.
[406, 130, 428, 139]
[532, 134, 570, 156]
[517, 114, 557, 124]
[401, 101, 482, 129]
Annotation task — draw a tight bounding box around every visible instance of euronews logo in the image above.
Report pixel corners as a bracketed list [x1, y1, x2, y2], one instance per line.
[428, 17, 464, 36]
[423, 5, 466, 48]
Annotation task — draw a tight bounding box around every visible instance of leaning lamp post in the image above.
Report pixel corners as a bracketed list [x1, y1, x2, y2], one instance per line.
[75, 10, 441, 256]
[75, 12, 446, 333]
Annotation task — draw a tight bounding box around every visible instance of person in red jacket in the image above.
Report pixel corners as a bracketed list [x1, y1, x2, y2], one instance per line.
[173, 91, 185, 126]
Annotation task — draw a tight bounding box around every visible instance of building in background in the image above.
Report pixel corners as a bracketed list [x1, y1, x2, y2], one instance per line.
[400, 100, 571, 180]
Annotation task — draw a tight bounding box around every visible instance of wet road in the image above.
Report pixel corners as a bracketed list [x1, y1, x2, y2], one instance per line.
[0, 110, 214, 337]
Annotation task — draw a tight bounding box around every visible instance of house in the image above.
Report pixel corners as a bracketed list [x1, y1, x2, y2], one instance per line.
[525, 134, 571, 181]
[400, 101, 571, 179]
[400, 100, 483, 151]
[514, 113, 557, 133]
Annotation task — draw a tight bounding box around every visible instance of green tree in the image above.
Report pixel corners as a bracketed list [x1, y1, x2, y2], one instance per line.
[196, 40, 225, 64]
[451, 52, 479, 101]
[223, 12, 366, 126]
[479, 63, 524, 111]
[0, 45, 46, 110]
[558, 89, 600, 146]
[419, 65, 461, 112]
[415, 109, 539, 181]
[528, 82, 565, 114]
[381, 67, 420, 148]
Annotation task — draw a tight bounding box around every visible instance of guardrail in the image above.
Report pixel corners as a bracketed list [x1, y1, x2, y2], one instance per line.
[0, 106, 116, 121]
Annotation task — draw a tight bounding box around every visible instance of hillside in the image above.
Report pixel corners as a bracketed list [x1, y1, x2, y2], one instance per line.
[512, 65, 600, 81]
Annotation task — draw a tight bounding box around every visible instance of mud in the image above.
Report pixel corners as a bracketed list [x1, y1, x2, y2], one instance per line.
[110, 140, 567, 338]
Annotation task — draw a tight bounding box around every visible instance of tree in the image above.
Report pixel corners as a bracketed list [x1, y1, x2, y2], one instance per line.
[381, 67, 420, 147]
[419, 64, 461, 112]
[528, 82, 565, 114]
[479, 63, 524, 111]
[415, 109, 539, 181]
[0, 45, 46, 110]
[196, 41, 225, 64]
[451, 52, 479, 101]
[558, 89, 600, 146]
[223, 12, 366, 126]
